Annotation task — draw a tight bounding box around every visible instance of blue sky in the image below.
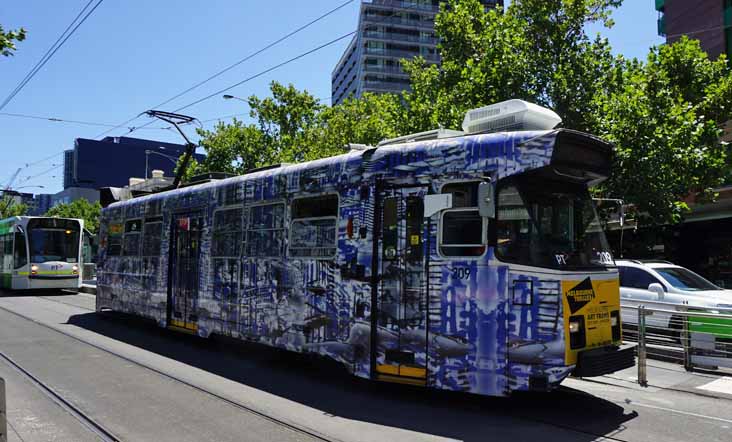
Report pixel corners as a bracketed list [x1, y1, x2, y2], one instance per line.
[0, 0, 663, 193]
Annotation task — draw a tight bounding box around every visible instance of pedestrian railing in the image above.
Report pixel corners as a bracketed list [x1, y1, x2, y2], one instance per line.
[622, 302, 732, 387]
[1, 376, 6, 442]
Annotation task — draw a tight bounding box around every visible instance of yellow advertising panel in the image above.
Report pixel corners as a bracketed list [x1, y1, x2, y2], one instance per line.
[562, 277, 620, 365]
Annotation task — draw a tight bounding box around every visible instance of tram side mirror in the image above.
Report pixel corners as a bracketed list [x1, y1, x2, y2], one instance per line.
[424, 194, 452, 218]
[648, 283, 665, 300]
[478, 182, 495, 218]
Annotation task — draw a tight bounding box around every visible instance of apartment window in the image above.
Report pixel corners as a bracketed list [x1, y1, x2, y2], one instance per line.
[290, 195, 338, 259]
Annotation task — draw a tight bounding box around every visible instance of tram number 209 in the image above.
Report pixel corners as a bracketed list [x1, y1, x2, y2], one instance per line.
[451, 267, 471, 280]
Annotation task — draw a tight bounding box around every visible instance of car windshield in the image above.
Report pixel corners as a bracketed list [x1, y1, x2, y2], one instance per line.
[655, 267, 720, 291]
[496, 176, 614, 269]
[30, 228, 80, 263]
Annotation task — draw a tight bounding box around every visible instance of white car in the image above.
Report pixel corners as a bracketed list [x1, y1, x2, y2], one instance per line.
[617, 260, 732, 331]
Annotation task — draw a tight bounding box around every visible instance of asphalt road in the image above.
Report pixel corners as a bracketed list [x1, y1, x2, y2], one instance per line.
[1, 290, 732, 442]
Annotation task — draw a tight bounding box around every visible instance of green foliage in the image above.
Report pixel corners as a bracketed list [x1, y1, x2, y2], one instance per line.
[0, 24, 26, 57]
[194, 83, 405, 175]
[0, 197, 28, 219]
[402, 0, 619, 132]
[193, 1, 732, 229]
[595, 37, 732, 224]
[45, 198, 102, 234]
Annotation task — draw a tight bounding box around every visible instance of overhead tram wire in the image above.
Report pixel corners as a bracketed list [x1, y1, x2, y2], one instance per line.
[108, 0, 431, 138]
[0, 111, 173, 129]
[123, 30, 357, 137]
[0, 0, 105, 111]
[93, 0, 356, 140]
[0, 0, 96, 112]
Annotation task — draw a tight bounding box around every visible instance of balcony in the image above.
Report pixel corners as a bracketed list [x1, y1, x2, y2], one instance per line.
[655, 0, 664, 12]
[362, 0, 440, 13]
[362, 14, 434, 29]
[363, 30, 437, 45]
[364, 46, 439, 61]
[363, 79, 411, 92]
[657, 14, 666, 36]
[363, 64, 409, 76]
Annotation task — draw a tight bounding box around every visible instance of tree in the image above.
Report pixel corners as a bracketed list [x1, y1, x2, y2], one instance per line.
[307, 92, 406, 160]
[402, 0, 619, 133]
[0, 24, 26, 57]
[194, 82, 323, 175]
[594, 37, 732, 224]
[0, 196, 28, 219]
[45, 198, 102, 234]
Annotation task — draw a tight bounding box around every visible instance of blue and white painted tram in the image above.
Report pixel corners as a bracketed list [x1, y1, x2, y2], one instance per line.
[97, 100, 634, 397]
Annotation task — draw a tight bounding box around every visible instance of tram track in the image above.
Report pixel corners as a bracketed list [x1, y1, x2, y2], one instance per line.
[5, 294, 729, 442]
[0, 349, 121, 442]
[0, 301, 339, 442]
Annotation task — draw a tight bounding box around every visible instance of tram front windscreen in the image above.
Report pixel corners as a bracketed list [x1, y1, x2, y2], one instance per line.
[495, 176, 614, 270]
[27, 218, 81, 263]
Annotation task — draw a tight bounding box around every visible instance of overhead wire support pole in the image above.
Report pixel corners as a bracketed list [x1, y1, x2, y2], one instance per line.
[143, 111, 198, 189]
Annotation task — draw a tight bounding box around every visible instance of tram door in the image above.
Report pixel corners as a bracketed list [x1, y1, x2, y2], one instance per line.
[168, 213, 204, 333]
[374, 187, 428, 384]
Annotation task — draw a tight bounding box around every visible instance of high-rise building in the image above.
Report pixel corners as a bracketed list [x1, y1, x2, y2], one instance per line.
[62, 136, 204, 190]
[331, 0, 503, 105]
[63, 149, 74, 189]
[655, 0, 732, 60]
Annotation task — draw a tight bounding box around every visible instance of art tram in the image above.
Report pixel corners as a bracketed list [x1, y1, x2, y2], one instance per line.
[0, 216, 84, 290]
[96, 100, 634, 397]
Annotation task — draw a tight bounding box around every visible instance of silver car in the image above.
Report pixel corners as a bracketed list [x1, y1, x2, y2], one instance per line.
[617, 259, 732, 331]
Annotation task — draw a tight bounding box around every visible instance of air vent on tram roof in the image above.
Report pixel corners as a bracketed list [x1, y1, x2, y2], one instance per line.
[377, 128, 465, 147]
[462, 99, 562, 134]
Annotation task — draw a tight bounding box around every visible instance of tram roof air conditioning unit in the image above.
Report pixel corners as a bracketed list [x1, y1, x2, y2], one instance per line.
[462, 99, 562, 135]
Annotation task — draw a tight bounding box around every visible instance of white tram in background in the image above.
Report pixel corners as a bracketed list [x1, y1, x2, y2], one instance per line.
[0, 216, 84, 290]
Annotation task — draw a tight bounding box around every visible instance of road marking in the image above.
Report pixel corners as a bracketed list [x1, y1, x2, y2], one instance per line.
[624, 400, 732, 424]
[697, 377, 732, 395]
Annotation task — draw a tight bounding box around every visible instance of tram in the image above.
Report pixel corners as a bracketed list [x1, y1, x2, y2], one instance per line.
[97, 100, 634, 397]
[0, 216, 84, 290]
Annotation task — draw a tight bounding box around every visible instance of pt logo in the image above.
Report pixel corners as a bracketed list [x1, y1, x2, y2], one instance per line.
[566, 277, 596, 314]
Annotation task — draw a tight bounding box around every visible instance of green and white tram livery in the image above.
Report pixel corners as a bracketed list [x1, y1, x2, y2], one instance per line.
[0, 216, 84, 290]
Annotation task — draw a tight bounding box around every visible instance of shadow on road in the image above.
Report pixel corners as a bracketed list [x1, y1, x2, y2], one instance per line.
[67, 311, 637, 441]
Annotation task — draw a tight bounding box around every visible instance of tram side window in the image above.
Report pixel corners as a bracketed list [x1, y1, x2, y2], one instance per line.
[123, 219, 142, 256]
[213, 208, 243, 257]
[107, 222, 123, 256]
[440, 182, 486, 257]
[1, 234, 12, 272]
[246, 203, 285, 257]
[14, 231, 27, 268]
[290, 195, 338, 259]
[142, 220, 163, 256]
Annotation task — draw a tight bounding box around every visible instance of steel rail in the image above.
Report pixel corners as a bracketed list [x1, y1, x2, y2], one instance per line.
[0, 295, 635, 442]
[0, 303, 338, 442]
[0, 350, 120, 442]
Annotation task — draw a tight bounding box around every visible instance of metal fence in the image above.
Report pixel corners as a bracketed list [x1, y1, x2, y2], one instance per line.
[1, 376, 6, 442]
[622, 302, 732, 387]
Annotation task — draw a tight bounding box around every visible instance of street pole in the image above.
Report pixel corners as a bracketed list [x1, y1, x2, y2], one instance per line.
[145, 150, 149, 180]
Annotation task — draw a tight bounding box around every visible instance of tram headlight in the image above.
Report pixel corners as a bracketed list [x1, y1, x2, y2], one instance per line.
[31, 264, 38, 275]
[72, 265, 79, 275]
[569, 315, 586, 349]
